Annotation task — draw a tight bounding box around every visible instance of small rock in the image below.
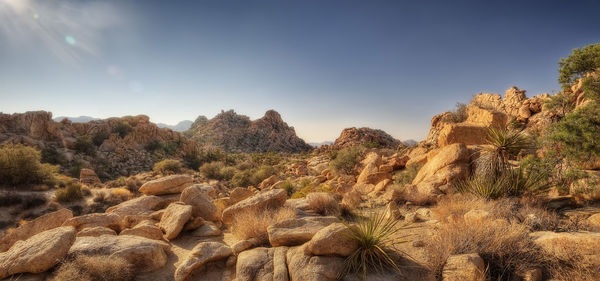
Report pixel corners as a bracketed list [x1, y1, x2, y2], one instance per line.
[174, 242, 232, 281]
[158, 202, 193, 240]
[77, 226, 117, 237]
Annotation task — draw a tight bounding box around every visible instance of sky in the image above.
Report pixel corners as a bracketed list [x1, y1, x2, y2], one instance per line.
[0, 0, 599, 143]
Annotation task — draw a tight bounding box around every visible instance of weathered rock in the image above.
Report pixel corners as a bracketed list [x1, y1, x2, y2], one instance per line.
[69, 234, 169, 272]
[120, 221, 164, 240]
[0, 208, 72, 252]
[158, 202, 193, 240]
[180, 185, 219, 221]
[76, 226, 117, 237]
[222, 189, 287, 225]
[192, 222, 222, 237]
[232, 239, 259, 255]
[79, 168, 101, 185]
[138, 175, 193, 195]
[62, 213, 122, 232]
[586, 213, 600, 231]
[0, 226, 76, 279]
[442, 253, 485, 281]
[259, 175, 280, 189]
[286, 245, 345, 281]
[267, 216, 339, 247]
[236, 247, 275, 281]
[465, 105, 507, 127]
[229, 187, 255, 205]
[332, 127, 402, 150]
[181, 184, 216, 199]
[530, 231, 600, 259]
[174, 242, 232, 281]
[305, 223, 358, 256]
[106, 195, 165, 218]
[437, 123, 488, 147]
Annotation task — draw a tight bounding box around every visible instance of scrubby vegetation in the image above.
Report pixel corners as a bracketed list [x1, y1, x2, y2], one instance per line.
[55, 182, 84, 202]
[329, 146, 364, 174]
[231, 206, 295, 245]
[558, 43, 600, 88]
[74, 135, 96, 156]
[153, 159, 182, 175]
[0, 144, 58, 187]
[52, 255, 134, 281]
[306, 192, 340, 216]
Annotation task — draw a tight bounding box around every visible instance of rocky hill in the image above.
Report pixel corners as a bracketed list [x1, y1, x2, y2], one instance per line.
[331, 127, 403, 150]
[0, 111, 197, 179]
[184, 110, 312, 153]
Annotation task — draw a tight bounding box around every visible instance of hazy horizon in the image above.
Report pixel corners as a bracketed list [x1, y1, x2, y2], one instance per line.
[1, 0, 599, 143]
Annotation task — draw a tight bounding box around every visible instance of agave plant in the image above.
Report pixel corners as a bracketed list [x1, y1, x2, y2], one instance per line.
[456, 168, 550, 199]
[339, 211, 412, 280]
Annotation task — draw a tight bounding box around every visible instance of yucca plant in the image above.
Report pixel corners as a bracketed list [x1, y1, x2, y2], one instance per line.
[456, 168, 550, 199]
[338, 211, 411, 280]
[476, 127, 533, 178]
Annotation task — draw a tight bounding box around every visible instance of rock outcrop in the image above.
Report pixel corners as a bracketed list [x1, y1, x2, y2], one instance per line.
[174, 242, 233, 281]
[185, 109, 312, 153]
[332, 127, 402, 150]
[0, 208, 73, 252]
[221, 189, 288, 225]
[139, 175, 193, 195]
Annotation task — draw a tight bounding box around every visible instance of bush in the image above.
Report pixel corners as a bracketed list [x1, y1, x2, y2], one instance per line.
[92, 131, 109, 146]
[199, 161, 235, 181]
[230, 165, 277, 187]
[74, 135, 96, 156]
[330, 147, 363, 174]
[448, 102, 468, 123]
[55, 182, 84, 202]
[0, 144, 58, 186]
[339, 211, 408, 280]
[182, 147, 226, 170]
[230, 169, 254, 187]
[144, 140, 163, 152]
[544, 92, 576, 116]
[306, 192, 339, 216]
[545, 104, 600, 164]
[112, 122, 133, 138]
[41, 146, 67, 166]
[558, 43, 600, 88]
[153, 159, 182, 175]
[231, 206, 296, 245]
[393, 163, 423, 186]
[455, 168, 549, 199]
[51, 255, 134, 281]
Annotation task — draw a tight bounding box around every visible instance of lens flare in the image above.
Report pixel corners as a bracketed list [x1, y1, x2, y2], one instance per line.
[65, 35, 75, 45]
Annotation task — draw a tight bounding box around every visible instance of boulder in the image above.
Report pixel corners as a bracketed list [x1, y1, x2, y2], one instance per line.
[222, 189, 287, 225]
[158, 202, 193, 240]
[120, 221, 164, 240]
[465, 105, 507, 127]
[437, 123, 488, 147]
[236, 247, 289, 281]
[229, 187, 255, 204]
[0, 208, 72, 252]
[305, 223, 358, 256]
[76, 226, 117, 237]
[69, 234, 169, 272]
[442, 253, 485, 281]
[192, 222, 222, 237]
[62, 213, 122, 232]
[267, 216, 339, 247]
[79, 168, 101, 185]
[181, 183, 216, 199]
[138, 175, 193, 195]
[356, 152, 383, 185]
[0, 226, 76, 279]
[586, 213, 600, 231]
[286, 245, 345, 281]
[530, 231, 600, 259]
[259, 175, 280, 189]
[180, 185, 219, 221]
[106, 195, 165, 218]
[174, 242, 232, 281]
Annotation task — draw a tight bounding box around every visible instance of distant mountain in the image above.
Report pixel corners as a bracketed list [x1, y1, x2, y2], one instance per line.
[333, 127, 403, 149]
[53, 116, 100, 123]
[308, 141, 333, 147]
[184, 109, 312, 153]
[156, 120, 193, 132]
[402, 139, 419, 146]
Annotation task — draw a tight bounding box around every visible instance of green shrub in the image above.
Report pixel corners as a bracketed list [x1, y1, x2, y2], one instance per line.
[545, 92, 576, 116]
[182, 147, 226, 170]
[153, 159, 182, 174]
[112, 122, 133, 138]
[0, 144, 58, 186]
[41, 146, 67, 166]
[558, 43, 600, 89]
[144, 140, 163, 152]
[280, 180, 297, 197]
[448, 102, 468, 123]
[199, 161, 236, 181]
[229, 165, 277, 187]
[68, 161, 84, 178]
[92, 131, 109, 146]
[393, 163, 423, 186]
[74, 135, 96, 156]
[339, 211, 409, 280]
[231, 169, 253, 187]
[250, 152, 283, 166]
[55, 182, 83, 202]
[330, 147, 363, 174]
[455, 168, 549, 200]
[545, 104, 600, 164]
[475, 127, 532, 177]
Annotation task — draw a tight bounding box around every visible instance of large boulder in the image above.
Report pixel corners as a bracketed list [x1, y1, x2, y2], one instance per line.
[120, 220, 164, 240]
[62, 213, 122, 232]
[356, 152, 391, 185]
[332, 127, 402, 150]
[69, 234, 170, 272]
[465, 105, 507, 127]
[138, 175, 193, 195]
[0, 208, 72, 252]
[236, 247, 289, 281]
[267, 216, 339, 247]
[0, 226, 76, 279]
[305, 223, 358, 257]
[437, 123, 488, 147]
[180, 185, 219, 221]
[106, 195, 165, 218]
[158, 202, 193, 240]
[286, 245, 345, 281]
[174, 242, 232, 281]
[442, 253, 486, 281]
[410, 143, 470, 200]
[222, 189, 287, 225]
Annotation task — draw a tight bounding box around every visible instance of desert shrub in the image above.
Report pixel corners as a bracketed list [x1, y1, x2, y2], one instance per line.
[153, 159, 182, 175]
[279, 180, 297, 197]
[339, 211, 409, 280]
[199, 161, 235, 180]
[306, 192, 340, 216]
[290, 181, 332, 199]
[106, 176, 127, 188]
[231, 206, 296, 245]
[41, 146, 67, 166]
[251, 152, 283, 166]
[231, 169, 254, 187]
[74, 135, 96, 156]
[0, 143, 58, 186]
[52, 255, 134, 281]
[330, 147, 363, 174]
[144, 140, 163, 152]
[182, 146, 226, 169]
[545, 104, 600, 165]
[55, 182, 83, 202]
[92, 131, 109, 146]
[426, 219, 546, 281]
[558, 43, 600, 88]
[545, 92, 577, 116]
[393, 163, 423, 186]
[448, 102, 468, 123]
[362, 141, 383, 149]
[254, 165, 276, 183]
[230, 165, 277, 187]
[92, 188, 132, 206]
[475, 127, 532, 177]
[456, 168, 549, 199]
[112, 122, 133, 138]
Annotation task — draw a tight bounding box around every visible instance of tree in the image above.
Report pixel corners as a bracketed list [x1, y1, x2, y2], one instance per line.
[558, 43, 600, 89]
[545, 104, 600, 164]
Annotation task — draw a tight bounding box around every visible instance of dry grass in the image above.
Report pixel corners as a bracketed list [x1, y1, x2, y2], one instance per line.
[425, 218, 546, 281]
[306, 192, 340, 216]
[92, 188, 133, 205]
[546, 238, 600, 281]
[51, 255, 134, 281]
[231, 206, 296, 245]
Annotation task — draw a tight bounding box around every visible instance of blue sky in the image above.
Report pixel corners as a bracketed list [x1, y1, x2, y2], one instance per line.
[0, 0, 599, 142]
